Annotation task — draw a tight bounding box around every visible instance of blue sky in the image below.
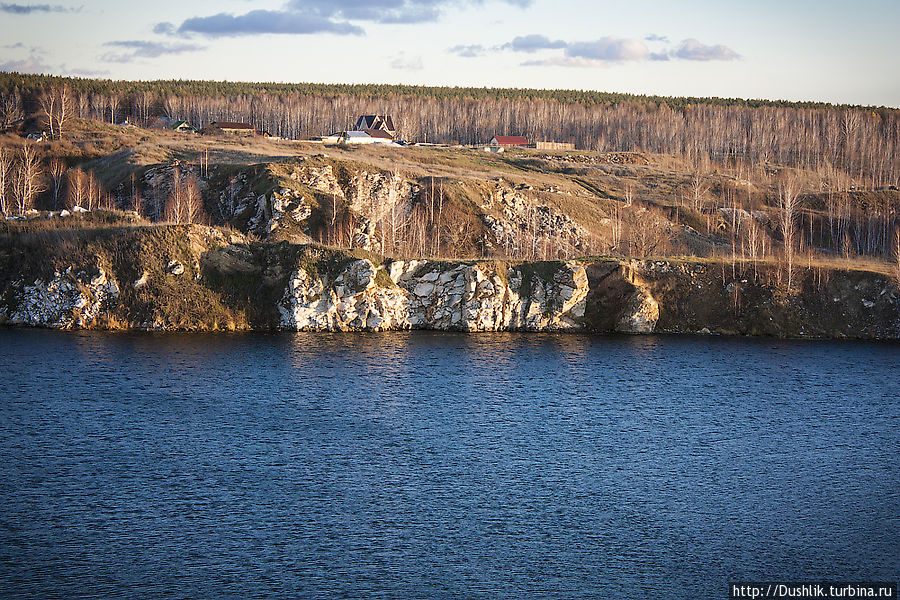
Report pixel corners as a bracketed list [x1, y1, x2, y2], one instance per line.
[1, 0, 898, 107]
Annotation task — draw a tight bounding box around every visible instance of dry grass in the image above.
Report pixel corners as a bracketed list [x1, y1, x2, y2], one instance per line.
[3, 119, 897, 270]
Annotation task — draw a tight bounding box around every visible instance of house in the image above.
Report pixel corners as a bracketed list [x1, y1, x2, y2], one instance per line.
[354, 115, 395, 137]
[204, 121, 255, 135]
[490, 135, 529, 148]
[533, 141, 575, 151]
[339, 130, 398, 146]
[170, 120, 197, 133]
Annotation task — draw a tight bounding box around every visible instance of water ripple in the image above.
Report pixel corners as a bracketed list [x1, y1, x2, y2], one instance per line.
[1, 330, 898, 599]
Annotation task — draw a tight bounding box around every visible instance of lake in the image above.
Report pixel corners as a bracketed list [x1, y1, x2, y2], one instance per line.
[1, 329, 898, 599]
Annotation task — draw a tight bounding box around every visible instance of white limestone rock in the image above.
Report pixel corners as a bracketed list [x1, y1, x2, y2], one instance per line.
[278, 258, 590, 332]
[7, 267, 121, 328]
[167, 260, 185, 276]
[134, 272, 150, 289]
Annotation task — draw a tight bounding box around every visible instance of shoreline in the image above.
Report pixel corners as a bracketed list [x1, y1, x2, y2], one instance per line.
[3, 322, 900, 342]
[2, 228, 898, 340]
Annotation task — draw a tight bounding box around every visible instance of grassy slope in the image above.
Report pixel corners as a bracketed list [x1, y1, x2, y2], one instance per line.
[2, 119, 898, 272]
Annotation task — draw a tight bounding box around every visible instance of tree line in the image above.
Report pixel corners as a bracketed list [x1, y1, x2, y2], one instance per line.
[1, 72, 870, 111]
[0, 73, 898, 272]
[1, 74, 898, 188]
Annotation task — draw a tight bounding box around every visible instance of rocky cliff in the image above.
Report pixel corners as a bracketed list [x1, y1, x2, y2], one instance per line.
[1, 225, 899, 338]
[277, 258, 589, 332]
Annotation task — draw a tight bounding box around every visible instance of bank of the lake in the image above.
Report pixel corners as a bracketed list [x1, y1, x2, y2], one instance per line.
[1, 225, 899, 338]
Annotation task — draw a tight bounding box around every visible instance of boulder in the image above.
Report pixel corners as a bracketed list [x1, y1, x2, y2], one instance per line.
[167, 260, 185, 276]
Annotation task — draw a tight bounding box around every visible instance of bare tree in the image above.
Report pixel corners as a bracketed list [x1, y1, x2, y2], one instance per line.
[388, 170, 400, 255]
[778, 172, 802, 290]
[52, 85, 72, 139]
[164, 95, 179, 120]
[164, 166, 184, 223]
[0, 87, 24, 130]
[435, 177, 444, 257]
[67, 168, 87, 210]
[14, 143, 44, 215]
[87, 170, 99, 211]
[894, 228, 900, 288]
[137, 90, 155, 125]
[38, 87, 57, 139]
[77, 92, 90, 119]
[130, 172, 143, 216]
[182, 175, 205, 224]
[108, 92, 121, 124]
[624, 182, 634, 206]
[49, 158, 66, 208]
[689, 171, 709, 212]
[745, 217, 766, 262]
[0, 146, 12, 215]
[101, 189, 116, 210]
[611, 202, 622, 254]
[39, 85, 73, 139]
[161, 166, 206, 224]
[626, 206, 669, 258]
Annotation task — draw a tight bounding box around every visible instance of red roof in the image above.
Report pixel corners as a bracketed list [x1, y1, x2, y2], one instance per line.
[492, 135, 528, 146]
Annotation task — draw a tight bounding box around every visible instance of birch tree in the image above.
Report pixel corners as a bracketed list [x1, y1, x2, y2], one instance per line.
[778, 173, 801, 290]
[49, 158, 65, 208]
[182, 175, 205, 224]
[0, 87, 23, 130]
[0, 146, 11, 215]
[14, 143, 44, 215]
[67, 168, 87, 209]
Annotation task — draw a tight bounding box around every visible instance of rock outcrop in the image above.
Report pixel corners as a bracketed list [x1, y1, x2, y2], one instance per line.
[2, 226, 898, 337]
[278, 258, 590, 332]
[480, 180, 590, 255]
[5, 267, 120, 328]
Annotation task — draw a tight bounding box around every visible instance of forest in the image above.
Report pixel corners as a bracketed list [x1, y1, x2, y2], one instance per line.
[1, 72, 897, 189]
[0, 72, 898, 277]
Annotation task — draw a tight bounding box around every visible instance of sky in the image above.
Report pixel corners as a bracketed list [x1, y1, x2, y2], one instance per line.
[0, 0, 898, 107]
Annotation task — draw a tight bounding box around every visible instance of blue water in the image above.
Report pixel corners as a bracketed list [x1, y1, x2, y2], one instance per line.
[0, 329, 897, 599]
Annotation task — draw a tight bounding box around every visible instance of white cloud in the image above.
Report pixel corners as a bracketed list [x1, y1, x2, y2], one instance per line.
[510, 33, 740, 67]
[0, 3, 77, 14]
[169, 0, 532, 38]
[175, 10, 362, 37]
[0, 55, 54, 73]
[673, 38, 740, 61]
[448, 44, 488, 58]
[502, 34, 567, 53]
[101, 40, 206, 63]
[390, 52, 424, 71]
[566, 37, 650, 62]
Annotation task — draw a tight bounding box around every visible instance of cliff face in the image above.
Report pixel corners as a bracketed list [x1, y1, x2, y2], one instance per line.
[199, 156, 635, 259]
[277, 258, 589, 332]
[3, 266, 121, 329]
[626, 259, 900, 339]
[1, 227, 899, 338]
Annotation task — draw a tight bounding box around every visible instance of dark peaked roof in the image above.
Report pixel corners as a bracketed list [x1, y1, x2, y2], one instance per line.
[355, 115, 395, 133]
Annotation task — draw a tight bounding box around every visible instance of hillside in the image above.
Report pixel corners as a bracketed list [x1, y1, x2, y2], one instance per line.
[1, 219, 898, 337]
[3, 117, 898, 264]
[0, 109, 898, 337]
